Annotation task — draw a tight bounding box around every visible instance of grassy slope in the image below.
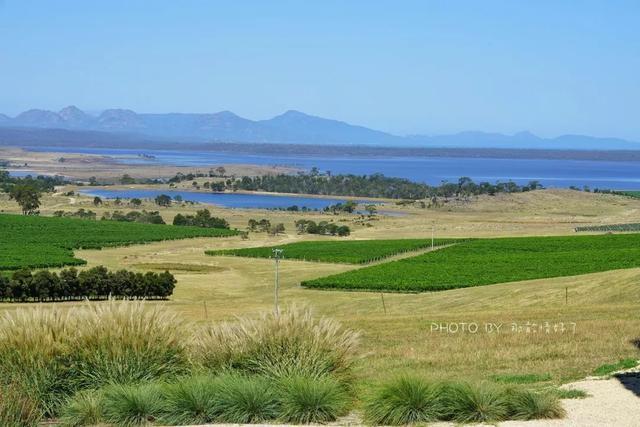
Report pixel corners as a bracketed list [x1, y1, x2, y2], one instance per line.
[206, 238, 461, 264]
[0, 213, 238, 270]
[303, 234, 640, 291]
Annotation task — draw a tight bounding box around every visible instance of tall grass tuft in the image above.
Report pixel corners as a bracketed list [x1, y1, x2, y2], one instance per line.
[102, 383, 163, 426]
[506, 388, 566, 420]
[441, 382, 509, 423]
[0, 306, 74, 416]
[69, 299, 189, 389]
[278, 376, 350, 424]
[0, 385, 41, 427]
[214, 374, 280, 423]
[59, 390, 104, 427]
[192, 305, 360, 382]
[0, 299, 190, 418]
[363, 376, 444, 425]
[159, 375, 220, 425]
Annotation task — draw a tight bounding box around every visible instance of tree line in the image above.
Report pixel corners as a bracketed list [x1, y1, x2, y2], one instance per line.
[202, 173, 546, 200]
[0, 266, 176, 302]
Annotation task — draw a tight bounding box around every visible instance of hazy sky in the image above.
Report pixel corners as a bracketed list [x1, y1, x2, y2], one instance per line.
[1, 1, 638, 139]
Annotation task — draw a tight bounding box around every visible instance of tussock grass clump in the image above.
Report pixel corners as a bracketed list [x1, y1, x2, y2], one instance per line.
[0, 386, 41, 427]
[192, 306, 360, 382]
[278, 376, 350, 424]
[0, 306, 74, 416]
[102, 383, 163, 426]
[441, 382, 510, 422]
[214, 374, 280, 423]
[505, 388, 566, 420]
[0, 300, 189, 417]
[159, 375, 220, 425]
[59, 390, 104, 427]
[68, 300, 189, 389]
[363, 376, 444, 425]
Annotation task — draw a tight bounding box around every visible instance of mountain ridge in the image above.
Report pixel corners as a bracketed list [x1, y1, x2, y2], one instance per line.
[0, 106, 638, 150]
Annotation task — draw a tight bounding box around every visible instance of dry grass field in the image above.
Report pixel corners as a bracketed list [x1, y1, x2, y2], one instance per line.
[1, 186, 639, 389]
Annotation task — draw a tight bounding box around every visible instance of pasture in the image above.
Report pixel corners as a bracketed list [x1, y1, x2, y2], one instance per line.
[206, 238, 461, 264]
[302, 234, 640, 292]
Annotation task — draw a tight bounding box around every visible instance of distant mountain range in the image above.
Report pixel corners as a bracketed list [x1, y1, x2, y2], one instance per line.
[0, 106, 638, 150]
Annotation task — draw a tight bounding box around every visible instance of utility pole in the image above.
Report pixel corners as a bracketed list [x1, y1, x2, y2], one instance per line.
[273, 248, 284, 316]
[431, 221, 435, 250]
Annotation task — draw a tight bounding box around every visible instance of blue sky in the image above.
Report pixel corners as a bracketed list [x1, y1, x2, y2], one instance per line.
[0, 1, 638, 139]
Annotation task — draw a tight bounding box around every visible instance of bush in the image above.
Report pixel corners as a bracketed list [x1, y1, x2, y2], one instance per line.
[363, 376, 443, 425]
[215, 374, 280, 423]
[59, 390, 104, 427]
[102, 383, 163, 426]
[192, 306, 360, 382]
[506, 389, 565, 420]
[441, 382, 509, 422]
[278, 376, 350, 424]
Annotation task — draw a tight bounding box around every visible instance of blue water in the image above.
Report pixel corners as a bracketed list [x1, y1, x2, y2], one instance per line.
[26, 146, 640, 190]
[80, 188, 372, 210]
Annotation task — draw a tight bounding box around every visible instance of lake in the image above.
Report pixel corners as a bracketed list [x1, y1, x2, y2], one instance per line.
[27, 146, 640, 190]
[80, 188, 373, 210]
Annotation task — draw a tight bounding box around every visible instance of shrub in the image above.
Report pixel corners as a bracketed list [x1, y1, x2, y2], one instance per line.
[215, 374, 280, 423]
[278, 376, 350, 424]
[59, 390, 104, 427]
[441, 382, 509, 423]
[506, 389, 565, 420]
[159, 375, 220, 425]
[102, 384, 163, 426]
[68, 299, 189, 389]
[363, 376, 444, 425]
[192, 306, 360, 382]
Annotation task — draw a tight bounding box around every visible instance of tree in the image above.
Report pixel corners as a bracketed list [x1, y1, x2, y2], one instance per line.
[155, 194, 172, 207]
[364, 204, 377, 216]
[130, 198, 142, 207]
[120, 174, 136, 185]
[9, 184, 41, 215]
[93, 196, 103, 206]
[215, 166, 226, 177]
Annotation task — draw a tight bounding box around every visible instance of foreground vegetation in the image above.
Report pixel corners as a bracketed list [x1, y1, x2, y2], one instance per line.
[207, 238, 460, 264]
[0, 213, 238, 270]
[0, 301, 566, 426]
[303, 233, 640, 291]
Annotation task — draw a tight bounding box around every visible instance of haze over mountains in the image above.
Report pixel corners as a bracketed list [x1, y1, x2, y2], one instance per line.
[0, 106, 638, 150]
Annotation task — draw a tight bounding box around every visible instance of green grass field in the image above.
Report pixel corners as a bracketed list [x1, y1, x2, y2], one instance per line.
[302, 233, 640, 292]
[0, 213, 239, 270]
[206, 238, 461, 264]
